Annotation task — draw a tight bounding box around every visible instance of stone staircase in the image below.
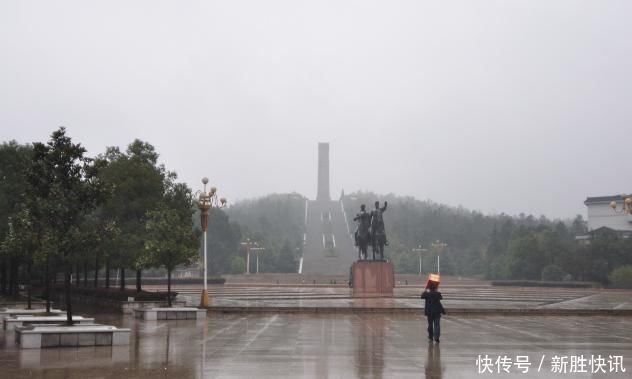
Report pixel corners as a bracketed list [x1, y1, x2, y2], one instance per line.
[301, 199, 356, 274]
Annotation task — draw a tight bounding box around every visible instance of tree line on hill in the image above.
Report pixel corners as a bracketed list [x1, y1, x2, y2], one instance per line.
[220, 190, 632, 286]
[224, 193, 306, 274]
[344, 192, 632, 286]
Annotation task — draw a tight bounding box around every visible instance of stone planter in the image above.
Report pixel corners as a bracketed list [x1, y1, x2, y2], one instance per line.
[1, 308, 63, 322]
[15, 324, 130, 349]
[4, 315, 95, 330]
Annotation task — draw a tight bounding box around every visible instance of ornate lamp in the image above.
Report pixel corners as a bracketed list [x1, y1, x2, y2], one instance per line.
[610, 195, 632, 215]
[412, 245, 428, 276]
[196, 177, 226, 308]
[430, 240, 448, 274]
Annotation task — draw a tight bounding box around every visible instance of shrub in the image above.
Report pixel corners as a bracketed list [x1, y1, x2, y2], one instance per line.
[230, 256, 246, 274]
[541, 265, 566, 281]
[609, 265, 632, 289]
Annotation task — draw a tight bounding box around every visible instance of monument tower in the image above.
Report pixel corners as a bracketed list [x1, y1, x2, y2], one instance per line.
[316, 142, 330, 201]
[302, 142, 355, 274]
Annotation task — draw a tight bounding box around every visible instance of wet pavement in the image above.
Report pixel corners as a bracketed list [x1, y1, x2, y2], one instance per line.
[1, 311, 631, 378]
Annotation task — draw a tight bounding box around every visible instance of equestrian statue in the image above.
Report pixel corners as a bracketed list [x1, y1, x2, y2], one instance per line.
[353, 201, 388, 260]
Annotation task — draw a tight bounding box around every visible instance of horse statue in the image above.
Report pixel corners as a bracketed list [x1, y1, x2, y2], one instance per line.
[353, 205, 371, 260]
[370, 201, 388, 260]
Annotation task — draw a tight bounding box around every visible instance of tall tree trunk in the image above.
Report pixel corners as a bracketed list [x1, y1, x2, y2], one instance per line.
[45, 254, 51, 313]
[167, 268, 172, 307]
[7, 258, 14, 298]
[75, 263, 80, 287]
[64, 270, 73, 326]
[136, 269, 142, 292]
[9, 259, 19, 298]
[105, 259, 110, 289]
[83, 261, 88, 287]
[94, 254, 99, 288]
[120, 268, 125, 290]
[0, 258, 6, 295]
[26, 261, 32, 310]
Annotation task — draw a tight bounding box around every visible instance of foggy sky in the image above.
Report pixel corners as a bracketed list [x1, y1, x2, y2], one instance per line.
[1, 1, 631, 219]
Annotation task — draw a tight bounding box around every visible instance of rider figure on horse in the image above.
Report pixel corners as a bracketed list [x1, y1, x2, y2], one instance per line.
[353, 204, 371, 247]
[370, 201, 388, 247]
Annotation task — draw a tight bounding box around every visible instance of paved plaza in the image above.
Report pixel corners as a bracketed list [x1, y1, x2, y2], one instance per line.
[2, 281, 631, 377]
[144, 281, 632, 313]
[1, 312, 631, 378]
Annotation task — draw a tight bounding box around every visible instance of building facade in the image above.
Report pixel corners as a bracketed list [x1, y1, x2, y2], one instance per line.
[584, 195, 632, 232]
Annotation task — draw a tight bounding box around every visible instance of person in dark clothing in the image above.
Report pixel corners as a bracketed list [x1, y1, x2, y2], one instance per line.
[421, 283, 445, 343]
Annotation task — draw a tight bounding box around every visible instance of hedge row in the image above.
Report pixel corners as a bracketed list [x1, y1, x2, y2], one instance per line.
[51, 286, 176, 301]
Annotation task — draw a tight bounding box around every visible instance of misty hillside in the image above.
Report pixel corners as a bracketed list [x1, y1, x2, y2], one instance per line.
[227, 191, 591, 277]
[226, 193, 307, 252]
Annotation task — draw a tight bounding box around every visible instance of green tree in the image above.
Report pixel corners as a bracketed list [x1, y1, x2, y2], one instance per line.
[588, 228, 621, 283]
[229, 256, 245, 274]
[28, 128, 102, 324]
[227, 193, 305, 262]
[609, 265, 632, 289]
[145, 183, 199, 307]
[276, 240, 297, 273]
[204, 209, 242, 274]
[570, 215, 588, 236]
[1, 206, 38, 307]
[0, 141, 32, 296]
[97, 140, 166, 291]
[506, 233, 545, 280]
[541, 264, 567, 281]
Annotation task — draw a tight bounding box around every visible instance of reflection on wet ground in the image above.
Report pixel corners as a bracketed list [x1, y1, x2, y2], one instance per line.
[1, 309, 631, 378]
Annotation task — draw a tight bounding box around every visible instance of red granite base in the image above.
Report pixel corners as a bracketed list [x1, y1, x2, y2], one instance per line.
[352, 261, 394, 297]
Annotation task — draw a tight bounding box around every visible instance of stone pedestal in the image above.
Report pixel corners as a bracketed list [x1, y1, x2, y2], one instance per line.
[351, 260, 394, 297]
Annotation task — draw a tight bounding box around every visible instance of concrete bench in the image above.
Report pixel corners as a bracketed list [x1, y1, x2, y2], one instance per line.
[134, 307, 206, 320]
[15, 324, 130, 349]
[4, 315, 95, 330]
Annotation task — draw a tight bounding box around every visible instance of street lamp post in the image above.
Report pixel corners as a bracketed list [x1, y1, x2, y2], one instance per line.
[250, 247, 266, 274]
[196, 177, 226, 308]
[412, 245, 428, 276]
[240, 239, 260, 275]
[430, 240, 448, 274]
